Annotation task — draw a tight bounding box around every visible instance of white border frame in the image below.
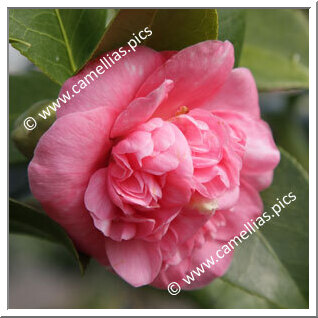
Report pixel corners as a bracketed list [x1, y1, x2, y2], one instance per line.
[3, 1, 316, 316]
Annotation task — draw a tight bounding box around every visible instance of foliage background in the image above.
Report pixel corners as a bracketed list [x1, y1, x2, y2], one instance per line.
[9, 8, 309, 309]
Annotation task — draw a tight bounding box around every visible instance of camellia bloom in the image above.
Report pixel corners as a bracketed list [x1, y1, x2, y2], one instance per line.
[29, 40, 280, 289]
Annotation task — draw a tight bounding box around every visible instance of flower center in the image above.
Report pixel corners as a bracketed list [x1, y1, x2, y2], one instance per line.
[190, 197, 219, 215]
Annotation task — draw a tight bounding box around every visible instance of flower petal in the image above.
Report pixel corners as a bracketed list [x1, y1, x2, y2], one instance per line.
[213, 180, 263, 241]
[105, 239, 162, 287]
[136, 40, 234, 119]
[110, 79, 174, 138]
[201, 68, 260, 118]
[28, 107, 115, 265]
[214, 111, 280, 190]
[84, 167, 121, 238]
[57, 46, 167, 119]
[183, 239, 233, 290]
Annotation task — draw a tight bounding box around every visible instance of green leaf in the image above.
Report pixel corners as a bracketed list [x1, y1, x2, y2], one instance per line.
[92, 9, 153, 56]
[239, 9, 309, 91]
[190, 148, 308, 308]
[9, 71, 60, 164]
[189, 278, 280, 309]
[93, 9, 218, 56]
[259, 148, 309, 299]
[9, 198, 89, 274]
[217, 9, 246, 67]
[11, 100, 57, 159]
[9, 9, 110, 85]
[146, 9, 218, 51]
[262, 94, 309, 172]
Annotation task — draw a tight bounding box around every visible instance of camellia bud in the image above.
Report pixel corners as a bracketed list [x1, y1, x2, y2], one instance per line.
[11, 100, 56, 159]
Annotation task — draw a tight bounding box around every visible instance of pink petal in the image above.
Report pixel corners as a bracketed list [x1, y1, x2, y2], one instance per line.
[105, 239, 162, 287]
[110, 79, 174, 138]
[201, 68, 260, 118]
[213, 180, 263, 241]
[125, 215, 156, 239]
[151, 120, 176, 152]
[169, 123, 194, 178]
[215, 111, 280, 190]
[106, 222, 137, 241]
[242, 170, 275, 191]
[217, 186, 240, 210]
[152, 258, 191, 289]
[28, 107, 115, 265]
[183, 239, 233, 290]
[160, 50, 178, 60]
[170, 206, 211, 244]
[95, 210, 156, 242]
[160, 174, 192, 208]
[152, 240, 233, 290]
[142, 151, 179, 175]
[136, 40, 234, 119]
[57, 46, 167, 119]
[84, 167, 120, 238]
[113, 131, 153, 158]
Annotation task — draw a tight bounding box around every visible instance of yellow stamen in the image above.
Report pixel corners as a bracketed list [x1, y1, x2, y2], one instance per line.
[176, 106, 189, 116]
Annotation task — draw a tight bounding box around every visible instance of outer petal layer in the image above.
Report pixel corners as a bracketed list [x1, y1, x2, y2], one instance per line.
[105, 239, 162, 287]
[201, 68, 260, 118]
[28, 107, 116, 265]
[214, 111, 280, 190]
[136, 40, 234, 119]
[152, 240, 233, 290]
[212, 180, 263, 241]
[57, 46, 167, 119]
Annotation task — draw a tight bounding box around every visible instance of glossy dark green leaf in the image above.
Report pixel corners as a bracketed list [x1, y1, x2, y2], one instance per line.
[190, 149, 308, 308]
[239, 9, 309, 90]
[217, 9, 246, 66]
[93, 9, 218, 56]
[9, 9, 111, 84]
[9, 198, 89, 274]
[9, 71, 60, 164]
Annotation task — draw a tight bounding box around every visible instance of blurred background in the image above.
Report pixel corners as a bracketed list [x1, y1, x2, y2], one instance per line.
[9, 9, 309, 309]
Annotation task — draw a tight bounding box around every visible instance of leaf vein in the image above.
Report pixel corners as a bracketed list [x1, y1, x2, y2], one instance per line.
[219, 277, 285, 308]
[54, 8, 77, 72]
[10, 15, 66, 46]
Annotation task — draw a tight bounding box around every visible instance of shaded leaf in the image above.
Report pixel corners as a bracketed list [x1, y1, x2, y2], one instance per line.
[239, 9, 309, 90]
[9, 9, 110, 84]
[190, 148, 308, 308]
[146, 9, 218, 51]
[189, 277, 279, 309]
[261, 93, 309, 171]
[260, 148, 309, 299]
[92, 9, 153, 56]
[93, 9, 218, 56]
[9, 198, 89, 274]
[217, 9, 246, 66]
[9, 71, 60, 164]
[12, 100, 56, 159]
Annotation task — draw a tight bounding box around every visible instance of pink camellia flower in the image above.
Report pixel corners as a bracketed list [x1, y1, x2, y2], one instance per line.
[28, 40, 280, 289]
